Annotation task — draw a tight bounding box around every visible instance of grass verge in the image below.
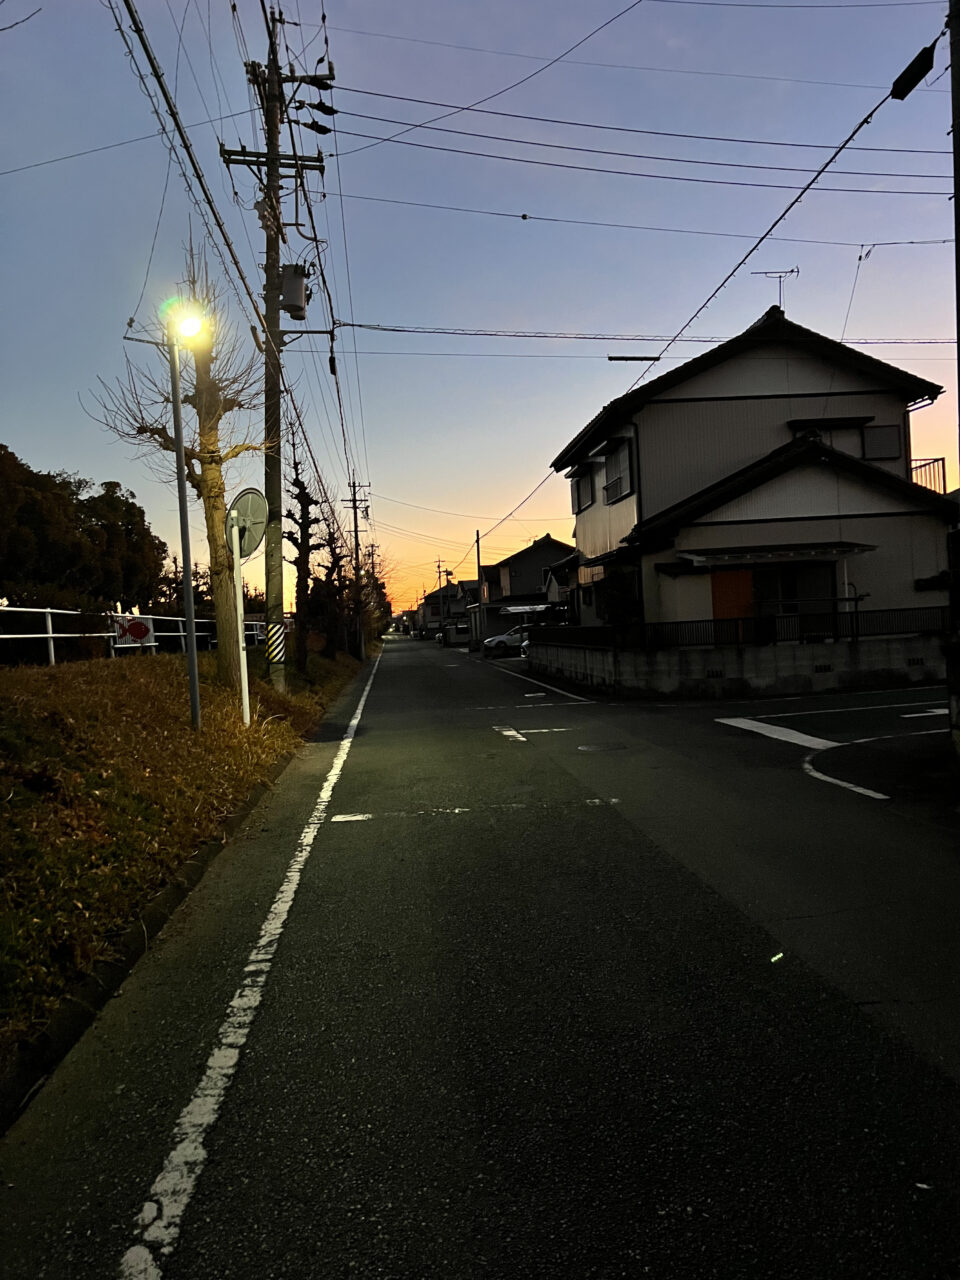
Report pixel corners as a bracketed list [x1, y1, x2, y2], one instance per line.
[0, 648, 362, 1071]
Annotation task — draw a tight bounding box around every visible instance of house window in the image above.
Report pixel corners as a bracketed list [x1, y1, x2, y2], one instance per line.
[603, 440, 632, 505]
[862, 424, 901, 461]
[571, 470, 594, 514]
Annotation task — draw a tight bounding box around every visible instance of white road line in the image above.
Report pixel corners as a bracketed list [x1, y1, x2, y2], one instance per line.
[901, 708, 949, 719]
[473, 657, 593, 703]
[119, 655, 382, 1280]
[716, 717, 838, 751]
[754, 700, 944, 720]
[524, 728, 573, 734]
[801, 758, 890, 800]
[493, 724, 527, 742]
[330, 813, 373, 822]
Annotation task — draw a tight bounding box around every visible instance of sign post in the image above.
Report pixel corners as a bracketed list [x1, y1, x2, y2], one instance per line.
[227, 488, 268, 727]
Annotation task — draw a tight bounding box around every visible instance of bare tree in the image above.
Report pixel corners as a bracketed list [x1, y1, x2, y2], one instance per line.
[284, 444, 324, 675]
[91, 249, 262, 689]
[0, 2, 41, 34]
[308, 500, 349, 662]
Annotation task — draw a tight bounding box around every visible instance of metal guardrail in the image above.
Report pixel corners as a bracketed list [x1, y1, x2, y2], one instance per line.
[530, 605, 951, 652]
[0, 605, 264, 666]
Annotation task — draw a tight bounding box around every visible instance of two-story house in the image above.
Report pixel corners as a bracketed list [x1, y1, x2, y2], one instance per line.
[464, 535, 575, 647]
[544, 306, 956, 693]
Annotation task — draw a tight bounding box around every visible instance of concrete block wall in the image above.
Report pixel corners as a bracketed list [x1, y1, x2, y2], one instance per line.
[527, 635, 945, 698]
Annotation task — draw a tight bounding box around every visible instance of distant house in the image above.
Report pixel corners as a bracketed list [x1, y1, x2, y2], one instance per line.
[492, 535, 576, 599]
[466, 534, 575, 647]
[538, 307, 955, 694]
[415, 583, 463, 637]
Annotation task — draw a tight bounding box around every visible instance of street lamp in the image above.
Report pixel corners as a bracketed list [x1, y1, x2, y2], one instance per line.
[163, 302, 209, 731]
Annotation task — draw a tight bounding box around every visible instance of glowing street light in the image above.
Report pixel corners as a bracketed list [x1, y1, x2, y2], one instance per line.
[162, 297, 208, 731]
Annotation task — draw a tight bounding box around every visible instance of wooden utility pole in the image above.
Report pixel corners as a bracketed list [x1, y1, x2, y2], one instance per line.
[342, 475, 368, 659]
[476, 529, 485, 649]
[222, 16, 329, 690]
[948, 0, 960, 745]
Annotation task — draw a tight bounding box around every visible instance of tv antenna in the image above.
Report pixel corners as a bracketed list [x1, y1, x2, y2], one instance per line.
[750, 266, 799, 309]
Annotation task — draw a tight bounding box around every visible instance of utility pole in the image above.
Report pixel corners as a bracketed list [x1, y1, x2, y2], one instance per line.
[476, 529, 485, 649]
[223, 14, 330, 690]
[948, 0, 960, 745]
[343, 475, 368, 659]
[437, 559, 445, 631]
[263, 16, 284, 691]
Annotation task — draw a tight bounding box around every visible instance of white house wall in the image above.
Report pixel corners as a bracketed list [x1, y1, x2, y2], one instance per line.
[693, 465, 917, 523]
[573, 467, 638, 561]
[658, 512, 949, 615]
[651, 345, 899, 401]
[638, 391, 909, 517]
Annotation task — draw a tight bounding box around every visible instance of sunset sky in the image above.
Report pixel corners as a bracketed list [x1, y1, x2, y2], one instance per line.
[2, 0, 956, 611]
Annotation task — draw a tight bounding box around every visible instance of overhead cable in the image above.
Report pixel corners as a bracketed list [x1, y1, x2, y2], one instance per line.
[335, 0, 647, 159]
[324, 190, 952, 249]
[324, 24, 949, 97]
[625, 30, 946, 390]
[335, 86, 950, 155]
[337, 108, 949, 178]
[331, 128, 950, 196]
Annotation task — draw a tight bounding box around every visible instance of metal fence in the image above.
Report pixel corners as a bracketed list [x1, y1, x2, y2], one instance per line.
[911, 457, 948, 494]
[530, 605, 951, 652]
[0, 605, 263, 666]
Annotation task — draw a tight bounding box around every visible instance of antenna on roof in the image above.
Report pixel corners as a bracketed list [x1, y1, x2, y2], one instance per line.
[750, 266, 799, 310]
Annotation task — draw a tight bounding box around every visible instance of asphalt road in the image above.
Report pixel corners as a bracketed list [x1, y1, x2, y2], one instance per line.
[3, 636, 960, 1279]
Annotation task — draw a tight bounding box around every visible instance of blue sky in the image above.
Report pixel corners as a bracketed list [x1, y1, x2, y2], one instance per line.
[1, 0, 955, 608]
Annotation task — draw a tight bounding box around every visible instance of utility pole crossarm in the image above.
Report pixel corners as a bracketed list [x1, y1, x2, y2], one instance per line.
[220, 145, 327, 173]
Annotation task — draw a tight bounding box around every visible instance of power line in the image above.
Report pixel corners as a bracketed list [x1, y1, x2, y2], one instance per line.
[331, 127, 951, 196]
[336, 108, 950, 178]
[624, 34, 946, 392]
[335, 322, 956, 344]
[335, 85, 951, 156]
[324, 189, 953, 249]
[323, 23, 950, 96]
[335, 0, 647, 159]
[108, 0, 266, 327]
[649, 0, 942, 7]
[373, 492, 571, 519]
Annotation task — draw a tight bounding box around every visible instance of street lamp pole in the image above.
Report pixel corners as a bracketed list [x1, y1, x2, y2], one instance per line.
[166, 324, 202, 731]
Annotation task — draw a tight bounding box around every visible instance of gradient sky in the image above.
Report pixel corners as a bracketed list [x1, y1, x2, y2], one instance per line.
[2, 0, 956, 611]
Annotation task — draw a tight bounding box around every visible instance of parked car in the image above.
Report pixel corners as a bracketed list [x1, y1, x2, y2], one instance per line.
[483, 625, 524, 657]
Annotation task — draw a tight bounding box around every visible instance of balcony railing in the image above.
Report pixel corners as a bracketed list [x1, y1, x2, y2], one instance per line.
[912, 457, 947, 493]
[530, 604, 950, 652]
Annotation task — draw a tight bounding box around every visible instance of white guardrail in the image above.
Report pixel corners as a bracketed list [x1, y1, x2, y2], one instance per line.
[0, 605, 264, 666]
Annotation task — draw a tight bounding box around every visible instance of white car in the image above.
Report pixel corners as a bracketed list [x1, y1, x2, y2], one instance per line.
[483, 625, 524, 657]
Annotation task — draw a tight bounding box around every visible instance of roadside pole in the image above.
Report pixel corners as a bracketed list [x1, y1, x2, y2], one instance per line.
[949, 0, 960, 754]
[230, 515, 251, 728]
[476, 529, 485, 650]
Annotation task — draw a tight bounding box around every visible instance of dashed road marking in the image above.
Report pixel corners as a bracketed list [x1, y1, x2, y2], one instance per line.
[900, 708, 949, 719]
[330, 813, 373, 822]
[493, 725, 527, 742]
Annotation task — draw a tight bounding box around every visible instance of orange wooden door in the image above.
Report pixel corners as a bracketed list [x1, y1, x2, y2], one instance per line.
[711, 569, 754, 619]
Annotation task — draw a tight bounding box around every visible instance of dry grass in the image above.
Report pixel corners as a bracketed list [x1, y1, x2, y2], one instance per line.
[0, 648, 361, 1059]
